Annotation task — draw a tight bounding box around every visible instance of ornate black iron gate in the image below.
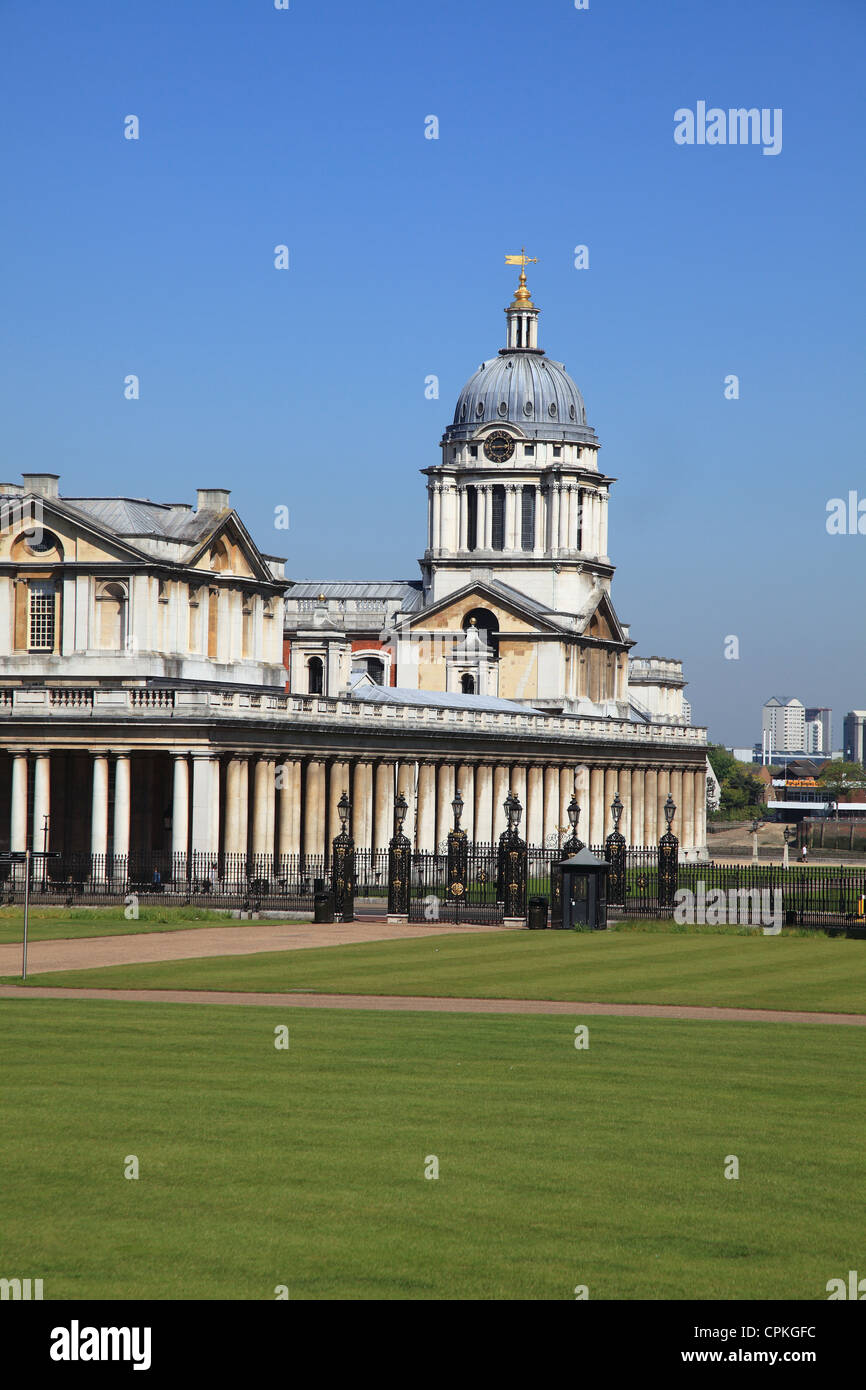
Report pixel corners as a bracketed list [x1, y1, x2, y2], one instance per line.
[408, 843, 504, 923]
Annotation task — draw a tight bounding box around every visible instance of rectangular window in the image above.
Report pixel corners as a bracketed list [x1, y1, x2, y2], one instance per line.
[469, 445, 478, 458]
[521, 486, 536, 550]
[491, 486, 505, 551]
[553, 445, 561, 458]
[524, 444, 535, 455]
[467, 486, 477, 551]
[29, 582, 55, 651]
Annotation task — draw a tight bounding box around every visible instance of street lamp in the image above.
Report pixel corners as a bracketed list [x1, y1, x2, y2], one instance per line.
[505, 790, 523, 832]
[611, 793, 623, 832]
[394, 791, 408, 834]
[663, 794, 677, 831]
[337, 790, 351, 833]
[451, 789, 464, 831]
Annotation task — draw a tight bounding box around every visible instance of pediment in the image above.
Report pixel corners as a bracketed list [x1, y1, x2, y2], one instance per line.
[409, 581, 565, 636]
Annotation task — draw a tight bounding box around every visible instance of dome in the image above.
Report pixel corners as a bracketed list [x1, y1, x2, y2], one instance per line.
[445, 351, 598, 446]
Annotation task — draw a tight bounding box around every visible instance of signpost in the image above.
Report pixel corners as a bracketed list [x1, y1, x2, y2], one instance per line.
[0, 850, 61, 980]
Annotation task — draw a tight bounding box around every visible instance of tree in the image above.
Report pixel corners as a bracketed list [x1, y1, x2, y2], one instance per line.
[817, 761, 866, 816]
[707, 744, 768, 821]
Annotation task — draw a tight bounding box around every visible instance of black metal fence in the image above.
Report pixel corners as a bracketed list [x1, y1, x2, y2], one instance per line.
[3, 845, 865, 930]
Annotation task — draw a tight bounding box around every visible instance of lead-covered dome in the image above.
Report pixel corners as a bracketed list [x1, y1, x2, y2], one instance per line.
[446, 351, 597, 446]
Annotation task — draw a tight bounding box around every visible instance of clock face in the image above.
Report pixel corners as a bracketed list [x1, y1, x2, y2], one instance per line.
[483, 431, 515, 463]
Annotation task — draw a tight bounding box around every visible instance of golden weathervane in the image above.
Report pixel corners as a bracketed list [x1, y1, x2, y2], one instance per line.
[505, 247, 537, 304]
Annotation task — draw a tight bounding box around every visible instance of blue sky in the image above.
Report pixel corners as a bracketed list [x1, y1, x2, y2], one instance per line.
[1, 0, 863, 746]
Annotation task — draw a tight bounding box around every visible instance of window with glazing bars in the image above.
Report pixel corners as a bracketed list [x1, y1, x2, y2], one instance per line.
[491, 486, 505, 550]
[29, 582, 55, 651]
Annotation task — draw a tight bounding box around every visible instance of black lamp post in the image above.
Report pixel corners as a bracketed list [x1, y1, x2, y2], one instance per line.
[497, 790, 527, 918]
[605, 793, 626, 905]
[563, 795, 584, 855]
[451, 789, 464, 831]
[658, 793, 679, 911]
[331, 789, 354, 921]
[388, 791, 411, 917]
[446, 787, 468, 918]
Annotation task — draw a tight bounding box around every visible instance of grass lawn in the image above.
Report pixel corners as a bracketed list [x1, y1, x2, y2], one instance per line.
[0, 997, 860, 1300]
[0, 906, 302, 945]
[16, 929, 866, 1014]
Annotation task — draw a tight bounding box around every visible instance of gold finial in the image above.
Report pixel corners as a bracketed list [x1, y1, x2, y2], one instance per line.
[317, 592, 326, 602]
[505, 246, 537, 305]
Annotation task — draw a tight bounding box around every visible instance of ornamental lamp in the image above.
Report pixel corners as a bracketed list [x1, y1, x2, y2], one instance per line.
[663, 794, 676, 831]
[451, 789, 464, 830]
[567, 796, 580, 830]
[337, 790, 351, 833]
[394, 791, 408, 832]
[507, 791, 523, 830]
[611, 793, 623, 831]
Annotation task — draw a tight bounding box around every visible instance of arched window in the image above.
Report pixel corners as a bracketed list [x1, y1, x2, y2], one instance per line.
[460, 673, 476, 694]
[365, 657, 385, 685]
[209, 540, 230, 573]
[308, 656, 324, 695]
[463, 608, 499, 660]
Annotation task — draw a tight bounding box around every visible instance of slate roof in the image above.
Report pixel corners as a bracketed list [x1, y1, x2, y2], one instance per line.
[348, 681, 538, 715]
[288, 581, 424, 608]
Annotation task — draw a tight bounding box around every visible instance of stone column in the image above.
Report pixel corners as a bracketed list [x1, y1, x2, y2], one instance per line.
[505, 486, 518, 552]
[549, 484, 561, 551]
[374, 760, 395, 853]
[209, 756, 221, 856]
[558, 485, 571, 549]
[277, 758, 302, 858]
[252, 757, 275, 857]
[10, 753, 28, 854]
[329, 760, 351, 846]
[644, 769, 658, 844]
[527, 764, 544, 845]
[457, 763, 475, 841]
[33, 753, 50, 856]
[617, 766, 632, 846]
[482, 485, 494, 550]
[534, 491, 545, 553]
[190, 753, 213, 857]
[543, 766, 559, 846]
[491, 764, 510, 840]
[476, 488, 487, 552]
[682, 768, 695, 854]
[114, 753, 131, 858]
[657, 768, 672, 841]
[397, 762, 417, 849]
[695, 767, 707, 855]
[575, 764, 591, 841]
[91, 754, 109, 858]
[352, 760, 373, 851]
[559, 767, 574, 840]
[171, 753, 190, 863]
[475, 763, 494, 844]
[458, 489, 468, 551]
[303, 759, 326, 859]
[511, 764, 527, 823]
[630, 767, 645, 846]
[671, 768, 684, 850]
[431, 483, 442, 551]
[435, 762, 454, 851]
[603, 768, 618, 840]
[589, 766, 605, 846]
[416, 761, 436, 852]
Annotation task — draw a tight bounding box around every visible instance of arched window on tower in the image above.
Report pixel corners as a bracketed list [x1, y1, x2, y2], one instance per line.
[466, 486, 477, 551]
[308, 656, 324, 695]
[491, 486, 505, 551]
[460, 673, 476, 694]
[521, 486, 536, 550]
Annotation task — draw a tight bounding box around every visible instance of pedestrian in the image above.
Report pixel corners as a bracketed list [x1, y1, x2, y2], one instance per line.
[800, 844, 808, 863]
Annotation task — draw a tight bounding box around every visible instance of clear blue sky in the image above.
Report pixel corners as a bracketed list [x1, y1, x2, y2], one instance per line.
[1, 0, 863, 746]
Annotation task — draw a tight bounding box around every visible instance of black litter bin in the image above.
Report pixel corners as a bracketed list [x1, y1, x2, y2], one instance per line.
[527, 896, 549, 930]
[314, 892, 334, 924]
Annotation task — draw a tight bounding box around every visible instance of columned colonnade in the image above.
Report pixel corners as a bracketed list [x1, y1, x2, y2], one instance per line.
[6, 749, 707, 859]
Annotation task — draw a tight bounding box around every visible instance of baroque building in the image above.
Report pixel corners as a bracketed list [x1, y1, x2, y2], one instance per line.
[0, 262, 708, 865]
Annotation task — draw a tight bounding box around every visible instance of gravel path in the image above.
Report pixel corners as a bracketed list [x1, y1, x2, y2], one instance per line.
[0, 984, 862, 1025]
[0, 919, 505, 977]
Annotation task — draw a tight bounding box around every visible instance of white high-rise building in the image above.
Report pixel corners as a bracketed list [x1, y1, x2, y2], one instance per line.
[762, 696, 806, 757]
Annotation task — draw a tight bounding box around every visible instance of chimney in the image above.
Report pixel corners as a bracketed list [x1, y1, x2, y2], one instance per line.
[197, 488, 231, 513]
[21, 473, 60, 499]
[0, 483, 24, 496]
